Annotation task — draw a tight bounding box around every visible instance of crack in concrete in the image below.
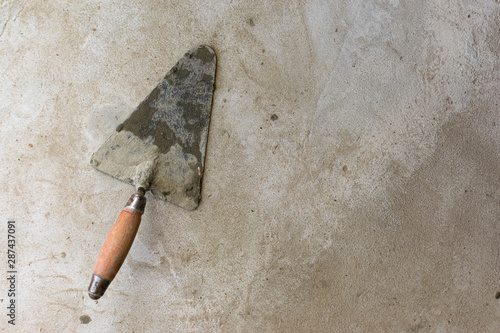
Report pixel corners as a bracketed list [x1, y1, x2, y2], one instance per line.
[0, 12, 11, 39]
[0, 1, 27, 39]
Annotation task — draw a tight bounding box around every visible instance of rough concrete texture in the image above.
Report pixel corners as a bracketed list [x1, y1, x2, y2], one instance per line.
[1, 0, 499, 332]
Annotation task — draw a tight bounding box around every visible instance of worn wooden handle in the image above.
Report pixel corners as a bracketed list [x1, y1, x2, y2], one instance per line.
[88, 193, 146, 300]
[95, 208, 142, 278]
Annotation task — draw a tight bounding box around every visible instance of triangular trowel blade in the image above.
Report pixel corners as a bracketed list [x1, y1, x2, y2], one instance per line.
[90, 45, 216, 210]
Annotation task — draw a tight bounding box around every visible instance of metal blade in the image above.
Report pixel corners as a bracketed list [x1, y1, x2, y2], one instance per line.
[90, 45, 216, 210]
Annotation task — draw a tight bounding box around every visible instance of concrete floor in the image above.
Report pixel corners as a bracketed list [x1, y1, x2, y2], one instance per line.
[1, 0, 499, 332]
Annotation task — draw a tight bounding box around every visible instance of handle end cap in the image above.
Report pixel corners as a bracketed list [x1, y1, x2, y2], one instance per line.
[88, 274, 111, 300]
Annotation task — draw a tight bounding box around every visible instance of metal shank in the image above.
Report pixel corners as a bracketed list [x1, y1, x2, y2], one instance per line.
[126, 193, 146, 214]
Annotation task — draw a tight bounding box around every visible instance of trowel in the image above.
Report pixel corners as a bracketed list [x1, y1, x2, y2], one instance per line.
[87, 45, 216, 300]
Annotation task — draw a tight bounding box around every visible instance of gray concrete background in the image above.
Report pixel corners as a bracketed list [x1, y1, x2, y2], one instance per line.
[1, 0, 500, 332]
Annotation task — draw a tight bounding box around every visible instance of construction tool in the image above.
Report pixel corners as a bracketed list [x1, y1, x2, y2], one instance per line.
[87, 45, 216, 300]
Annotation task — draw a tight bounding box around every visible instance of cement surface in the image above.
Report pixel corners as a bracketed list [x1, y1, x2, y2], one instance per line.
[1, 1, 499, 332]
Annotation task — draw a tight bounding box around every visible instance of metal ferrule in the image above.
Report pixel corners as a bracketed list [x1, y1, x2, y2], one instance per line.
[88, 274, 111, 300]
[125, 192, 146, 214]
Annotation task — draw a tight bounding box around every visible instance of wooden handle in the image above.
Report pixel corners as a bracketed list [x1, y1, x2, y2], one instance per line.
[88, 193, 146, 300]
